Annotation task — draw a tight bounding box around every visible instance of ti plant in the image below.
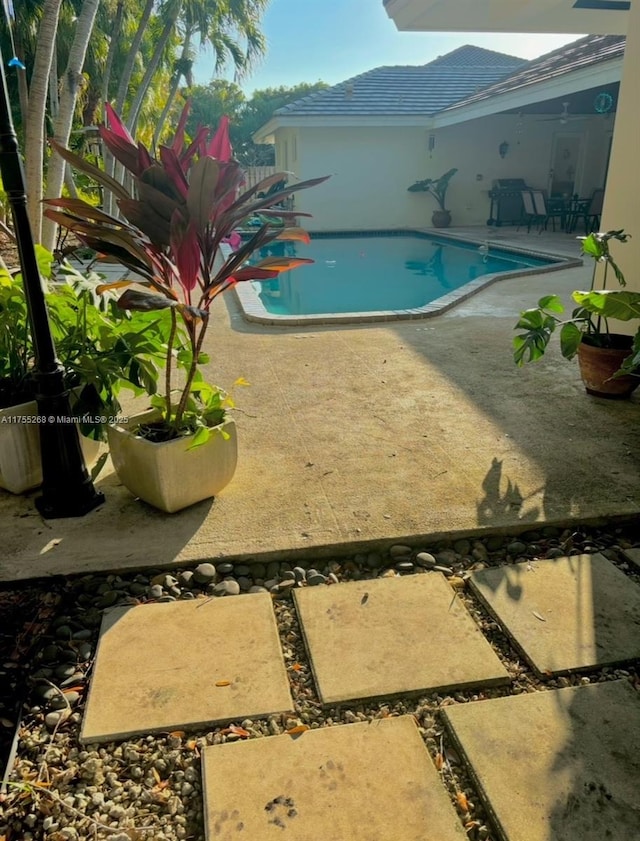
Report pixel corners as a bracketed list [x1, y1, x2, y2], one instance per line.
[44, 104, 329, 445]
[513, 229, 640, 374]
[407, 168, 458, 211]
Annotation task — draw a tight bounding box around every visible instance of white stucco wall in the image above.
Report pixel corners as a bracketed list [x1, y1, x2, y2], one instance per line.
[276, 114, 613, 231]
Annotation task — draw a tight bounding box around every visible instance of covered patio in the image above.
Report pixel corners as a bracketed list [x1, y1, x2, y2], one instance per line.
[385, 0, 639, 289]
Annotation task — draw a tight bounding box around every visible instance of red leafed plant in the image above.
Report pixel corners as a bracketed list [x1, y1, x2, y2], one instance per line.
[43, 103, 328, 444]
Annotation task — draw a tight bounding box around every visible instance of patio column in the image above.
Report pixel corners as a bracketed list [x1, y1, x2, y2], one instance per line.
[599, 0, 639, 291]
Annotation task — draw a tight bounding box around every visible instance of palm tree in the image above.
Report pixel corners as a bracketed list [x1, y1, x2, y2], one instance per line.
[42, 0, 102, 252]
[128, 0, 268, 136]
[24, 0, 64, 242]
[151, 0, 266, 149]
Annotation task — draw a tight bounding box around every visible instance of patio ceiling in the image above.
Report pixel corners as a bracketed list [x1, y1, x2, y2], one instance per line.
[384, 0, 631, 35]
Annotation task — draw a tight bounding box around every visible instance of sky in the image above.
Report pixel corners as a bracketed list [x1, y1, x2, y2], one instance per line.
[193, 0, 585, 95]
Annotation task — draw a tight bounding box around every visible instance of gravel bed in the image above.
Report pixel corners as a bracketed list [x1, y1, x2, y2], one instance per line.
[1, 523, 639, 841]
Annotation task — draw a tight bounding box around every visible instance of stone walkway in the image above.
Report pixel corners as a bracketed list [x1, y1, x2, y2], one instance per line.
[79, 550, 640, 841]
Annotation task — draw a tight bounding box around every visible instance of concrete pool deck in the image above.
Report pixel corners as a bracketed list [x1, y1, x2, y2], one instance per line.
[1, 227, 639, 582]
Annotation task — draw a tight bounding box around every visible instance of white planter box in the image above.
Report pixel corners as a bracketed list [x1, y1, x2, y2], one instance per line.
[107, 410, 237, 513]
[0, 400, 101, 494]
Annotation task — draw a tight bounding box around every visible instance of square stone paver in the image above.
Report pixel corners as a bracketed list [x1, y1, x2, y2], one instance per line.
[443, 680, 640, 841]
[469, 553, 640, 675]
[81, 595, 293, 743]
[202, 715, 467, 841]
[293, 574, 509, 704]
[622, 547, 640, 571]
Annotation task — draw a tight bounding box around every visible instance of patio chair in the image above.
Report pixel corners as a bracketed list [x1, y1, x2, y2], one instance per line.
[567, 188, 604, 234]
[531, 191, 565, 233]
[517, 190, 542, 233]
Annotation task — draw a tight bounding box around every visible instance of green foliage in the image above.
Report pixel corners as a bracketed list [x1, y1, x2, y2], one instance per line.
[407, 168, 458, 211]
[187, 81, 330, 165]
[0, 252, 174, 438]
[186, 80, 246, 137]
[513, 230, 639, 375]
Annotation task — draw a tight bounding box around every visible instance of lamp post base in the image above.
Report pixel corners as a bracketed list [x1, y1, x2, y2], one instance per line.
[35, 487, 105, 519]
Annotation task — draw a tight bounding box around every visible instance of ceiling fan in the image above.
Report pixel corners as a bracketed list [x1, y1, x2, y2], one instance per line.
[539, 102, 584, 124]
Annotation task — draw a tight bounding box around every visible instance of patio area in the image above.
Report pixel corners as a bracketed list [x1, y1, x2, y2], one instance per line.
[1, 227, 639, 583]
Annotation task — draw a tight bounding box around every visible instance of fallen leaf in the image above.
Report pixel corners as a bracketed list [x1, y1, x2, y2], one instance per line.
[456, 792, 470, 812]
[286, 724, 309, 735]
[360, 592, 369, 605]
[215, 680, 231, 687]
[435, 752, 444, 770]
[169, 730, 185, 738]
[63, 686, 84, 695]
[186, 739, 198, 751]
[464, 820, 481, 830]
[222, 724, 250, 738]
[532, 611, 547, 622]
[152, 767, 161, 785]
[290, 663, 303, 672]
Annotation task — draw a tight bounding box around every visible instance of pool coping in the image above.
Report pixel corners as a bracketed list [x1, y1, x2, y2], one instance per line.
[234, 228, 582, 326]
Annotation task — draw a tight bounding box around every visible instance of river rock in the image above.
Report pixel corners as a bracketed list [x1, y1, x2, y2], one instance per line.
[214, 579, 240, 597]
[193, 562, 218, 584]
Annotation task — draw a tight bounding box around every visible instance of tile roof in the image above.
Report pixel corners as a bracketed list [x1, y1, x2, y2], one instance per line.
[441, 34, 625, 113]
[273, 46, 526, 118]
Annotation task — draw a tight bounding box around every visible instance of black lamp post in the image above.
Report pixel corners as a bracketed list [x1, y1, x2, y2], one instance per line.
[0, 49, 104, 518]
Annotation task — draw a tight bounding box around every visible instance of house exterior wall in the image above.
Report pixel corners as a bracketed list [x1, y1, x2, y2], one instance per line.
[282, 115, 613, 231]
[600, 0, 639, 293]
[292, 126, 427, 231]
[275, 128, 300, 176]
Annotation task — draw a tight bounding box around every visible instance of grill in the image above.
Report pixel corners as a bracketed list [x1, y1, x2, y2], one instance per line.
[487, 178, 531, 227]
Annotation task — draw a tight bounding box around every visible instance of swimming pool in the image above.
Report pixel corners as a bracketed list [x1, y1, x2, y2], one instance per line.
[235, 230, 573, 325]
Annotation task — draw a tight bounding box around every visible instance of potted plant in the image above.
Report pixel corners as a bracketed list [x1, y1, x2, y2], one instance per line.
[0, 249, 172, 493]
[513, 229, 639, 398]
[43, 104, 328, 512]
[408, 168, 458, 228]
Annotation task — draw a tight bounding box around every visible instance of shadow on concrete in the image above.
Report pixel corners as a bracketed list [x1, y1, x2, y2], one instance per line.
[0, 467, 213, 581]
[460, 549, 640, 840]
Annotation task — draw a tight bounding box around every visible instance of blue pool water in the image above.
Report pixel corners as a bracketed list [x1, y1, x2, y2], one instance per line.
[251, 232, 556, 317]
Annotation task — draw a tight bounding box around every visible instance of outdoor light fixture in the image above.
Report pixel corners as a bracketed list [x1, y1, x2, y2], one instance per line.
[499, 141, 510, 159]
[0, 49, 104, 518]
[428, 134, 436, 154]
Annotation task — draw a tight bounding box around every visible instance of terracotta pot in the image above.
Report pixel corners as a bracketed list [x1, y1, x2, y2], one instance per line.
[431, 210, 452, 228]
[107, 410, 237, 513]
[577, 335, 639, 399]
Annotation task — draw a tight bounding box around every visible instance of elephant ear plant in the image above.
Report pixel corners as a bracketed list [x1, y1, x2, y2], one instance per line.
[513, 230, 640, 397]
[513, 230, 634, 363]
[44, 104, 329, 446]
[407, 168, 458, 211]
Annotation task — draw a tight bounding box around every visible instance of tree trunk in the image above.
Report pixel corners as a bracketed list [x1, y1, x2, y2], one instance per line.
[24, 0, 63, 243]
[151, 26, 193, 151]
[127, 2, 183, 135]
[13, 29, 29, 127]
[101, 0, 124, 109]
[42, 0, 102, 252]
[113, 0, 155, 116]
[100, 0, 125, 214]
[49, 46, 59, 120]
[106, 0, 154, 214]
